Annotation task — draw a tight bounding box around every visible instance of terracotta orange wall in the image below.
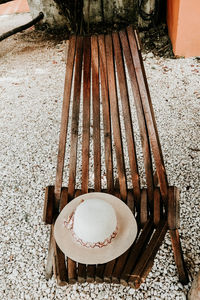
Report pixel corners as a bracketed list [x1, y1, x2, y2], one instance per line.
[0, 0, 29, 15]
[167, 0, 200, 57]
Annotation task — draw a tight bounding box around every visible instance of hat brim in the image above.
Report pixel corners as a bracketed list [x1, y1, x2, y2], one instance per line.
[54, 192, 137, 265]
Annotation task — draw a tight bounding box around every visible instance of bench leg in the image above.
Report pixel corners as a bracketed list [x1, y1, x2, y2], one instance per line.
[45, 225, 54, 279]
[170, 229, 189, 285]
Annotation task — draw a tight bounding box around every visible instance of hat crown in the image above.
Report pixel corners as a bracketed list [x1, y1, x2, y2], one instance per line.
[73, 198, 117, 244]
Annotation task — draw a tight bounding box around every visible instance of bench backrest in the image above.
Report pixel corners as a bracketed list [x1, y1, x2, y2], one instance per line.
[54, 26, 168, 211]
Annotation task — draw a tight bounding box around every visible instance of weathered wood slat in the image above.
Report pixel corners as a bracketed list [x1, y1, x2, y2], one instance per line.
[127, 26, 168, 204]
[98, 34, 114, 193]
[81, 36, 91, 194]
[140, 189, 148, 227]
[68, 259, 77, 284]
[59, 187, 68, 212]
[55, 36, 77, 203]
[104, 259, 116, 283]
[120, 218, 154, 285]
[95, 264, 105, 283]
[54, 188, 68, 285]
[53, 238, 68, 286]
[111, 191, 135, 283]
[86, 265, 96, 282]
[67, 190, 82, 283]
[78, 263, 86, 283]
[68, 36, 84, 200]
[112, 31, 141, 205]
[105, 34, 127, 201]
[45, 225, 54, 280]
[154, 188, 161, 226]
[119, 29, 154, 208]
[43, 186, 55, 224]
[170, 229, 188, 284]
[91, 35, 101, 192]
[168, 186, 180, 229]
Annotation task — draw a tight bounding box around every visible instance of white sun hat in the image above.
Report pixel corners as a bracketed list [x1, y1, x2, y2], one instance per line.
[54, 192, 137, 265]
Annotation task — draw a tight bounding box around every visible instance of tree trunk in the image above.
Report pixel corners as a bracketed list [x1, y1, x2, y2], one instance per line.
[27, 0, 157, 33]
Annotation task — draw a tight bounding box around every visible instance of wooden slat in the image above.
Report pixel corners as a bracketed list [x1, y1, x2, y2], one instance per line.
[43, 186, 55, 224]
[154, 188, 161, 226]
[95, 264, 105, 283]
[112, 31, 141, 206]
[68, 259, 77, 284]
[45, 225, 54, 280]
[52, 224, 68, 286]
[86, 265, 96, 283]
[168, 186, 180, 229]
[111, 191, 135, 283]
[67, 190, 81, 284]
[78, 264, 86, 283]
[91, 35, 101, 192]
[98, 34, 114, 193]
[55, 36, 77, 203]
[53, 188, 68, 285]
[140, 189, 148, 227]
[170, 229, 188, 284]
[75, 190, 87, 283]
[120, 218, 154, 285]
[81, 36, 91, 194]
[68, 36, 84, 200]
[119, 29, 154, 208]
[104, 259, 116, 283]
[126, 26, 168, 204]
[129, 219, 167, 287]
[105, 34, 127, 201]
[59, 187, 68, 212]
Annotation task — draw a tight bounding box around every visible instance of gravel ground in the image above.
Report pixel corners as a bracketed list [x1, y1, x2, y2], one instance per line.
[0, 13, 200, 300]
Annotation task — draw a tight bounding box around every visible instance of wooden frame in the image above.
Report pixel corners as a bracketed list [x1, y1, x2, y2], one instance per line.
[43, 26, 188, 288]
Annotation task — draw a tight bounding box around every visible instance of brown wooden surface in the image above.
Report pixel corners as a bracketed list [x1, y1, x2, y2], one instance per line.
[105, 34, 127, 201]
[111, 191, 135, 283]
[112, 32, 141, 204]
[86, 265, 96, 282]
[44, 26, 187, 288]
[78, 263, 86, 283]
[127, 26, 168, 204]
[154, 188, 161, 226]
[59, 187, 68, 212]
[55, 36, 77, 203]
[75, 190, 87, 283]
[103, 259, 116, 283]
[68, 259, 77, 284]
[53, 238, 68, 286]
[95, 264, 105, 283]
[43, 186, 55, 224]
[168, 186, 180, 229]
[98, 35, 114, 193]
[81, 36, 91, 194]
[91, 35, 101, 192]
[120, 218, 154, 285]
[129, 219, 168, 287]
[45, 225, 54, 280]
[170, 229, 189, 284]
[119, 29, 154, 206]
[68, 36, 83, 200]
[140, 189, 148, 227]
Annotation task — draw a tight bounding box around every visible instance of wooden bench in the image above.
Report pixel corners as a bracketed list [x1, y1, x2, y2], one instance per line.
[43, 26, 188, 288]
